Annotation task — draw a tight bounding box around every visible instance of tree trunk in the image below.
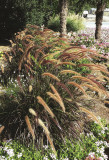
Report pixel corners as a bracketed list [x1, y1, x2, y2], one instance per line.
[95, 1, 106, 40]
[59, 0, 68, 37]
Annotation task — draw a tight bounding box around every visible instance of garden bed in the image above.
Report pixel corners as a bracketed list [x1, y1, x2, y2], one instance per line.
[0, 25, 109, 160]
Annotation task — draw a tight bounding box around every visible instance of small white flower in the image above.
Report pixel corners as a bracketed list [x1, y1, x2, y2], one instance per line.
[101, 130, 105, 134]
[103, 154, 108, 159]
[104, 127, 108, 130]
[17, 153, 22, 158]
[7, 148, 14, 157]
[50, 153, 57, 159]
[74, 158, 78, 160]
[97, 116, 101, 120]
[43, 145, 48, 150]
[95, 141, 100, 146]
[43, 156, 48, 160]
[0, 156, 7, 160]
[4, 146, 8, 151]
[88, 152, 96, 159]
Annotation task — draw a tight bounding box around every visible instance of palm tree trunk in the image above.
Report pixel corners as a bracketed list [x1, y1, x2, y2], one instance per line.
[95, 2, 106, 40]
[59, 0, 68, 37]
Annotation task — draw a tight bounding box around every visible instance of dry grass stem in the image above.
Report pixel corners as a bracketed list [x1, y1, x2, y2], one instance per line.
[67, 81, 86, 95]
[37, 96, 55, 118]
[47, 92, 65, 112]
[47, 134, 57, 156]
[50, 84, 65, 112]
[1, 65, 4, 73]
[42, 72, 60, 82]
[104, 100, 109, 104]
[25, 116, 35, 140]
[60, 70, 81, 75]
[56, 62, 76, 66]
[9, 56, 12, 62]
[92, 67, 109, 75]
[0, 126, 5, 134]
[82, 83, 102, 97]
[47, 92, 60, 103]
[79, 107, 104, 129]
[71, 76, 99, 88]
[80, 64, 109, 75]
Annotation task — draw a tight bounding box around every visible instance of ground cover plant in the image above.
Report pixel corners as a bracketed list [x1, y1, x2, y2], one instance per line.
[0, 118, 109, 159]
[70, 31, 109, 62]
[0, 24, 109, 159]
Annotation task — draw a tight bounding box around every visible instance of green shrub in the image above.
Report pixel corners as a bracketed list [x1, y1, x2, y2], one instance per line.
[0, 25, 109, 154]
[47, 16, 60, 32]
[47, 14, 85, 32]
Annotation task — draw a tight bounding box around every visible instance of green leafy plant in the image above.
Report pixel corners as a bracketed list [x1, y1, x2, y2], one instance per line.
[0, 140, 44, 160]
[47, 14, 85, 33]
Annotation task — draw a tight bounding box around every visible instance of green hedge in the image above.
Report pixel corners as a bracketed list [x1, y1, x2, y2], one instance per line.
[47, 14, 85, 32]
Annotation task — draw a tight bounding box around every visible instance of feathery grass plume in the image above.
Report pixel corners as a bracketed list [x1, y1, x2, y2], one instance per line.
[0, 126, 5, 134]
[38, 54, 51, 64]
[78, 63, 107, 70]
[3, 55, 8, 61]
[25, 116, 35, 140]
[48, 51, 62, 59]
[67, 81, 86, 95]
[86, 77, 109, 98]
[41, 60, 57, 65]
[18, 55, 24, 71]
[79, 64, 109, 75]
[9, 56, 12, 62]
[47, 92, 59, 103]
[47, 134, 57, 156]
[24, 64, 35, 73]
[37, 96, 55, 118]
[29, 108, 37, 116]
[92, 68, 109, 76]
[60, 70, 81, 76]
[65, 98, 72, 102]
[29, 85, 33, 93]
[42, 72, 60, 82]
[104, 100, 109, 104]
[79, 107, 104, 129]
[56, 82, 73, 99]
[101, 75, 109, 81]
[71, 76, 99, 88]
[37, 118, 50, 135]
[47, 91, 66, 112]
[50, 84, 65, 112]
[1, 65, 4, 73]
[56, 62, 76, 66]
[81, 83, 102, 97]
[37, 117, 57, 155]
[18, 48, 24, 53]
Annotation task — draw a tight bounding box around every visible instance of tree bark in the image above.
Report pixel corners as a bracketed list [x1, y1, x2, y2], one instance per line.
[95, 1, 106, 40]
[59, 0, 68, 37]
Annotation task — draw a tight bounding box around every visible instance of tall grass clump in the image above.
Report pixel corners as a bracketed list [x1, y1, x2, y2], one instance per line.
[0, 24, 109, 154]
[47, 14, 85, 32]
